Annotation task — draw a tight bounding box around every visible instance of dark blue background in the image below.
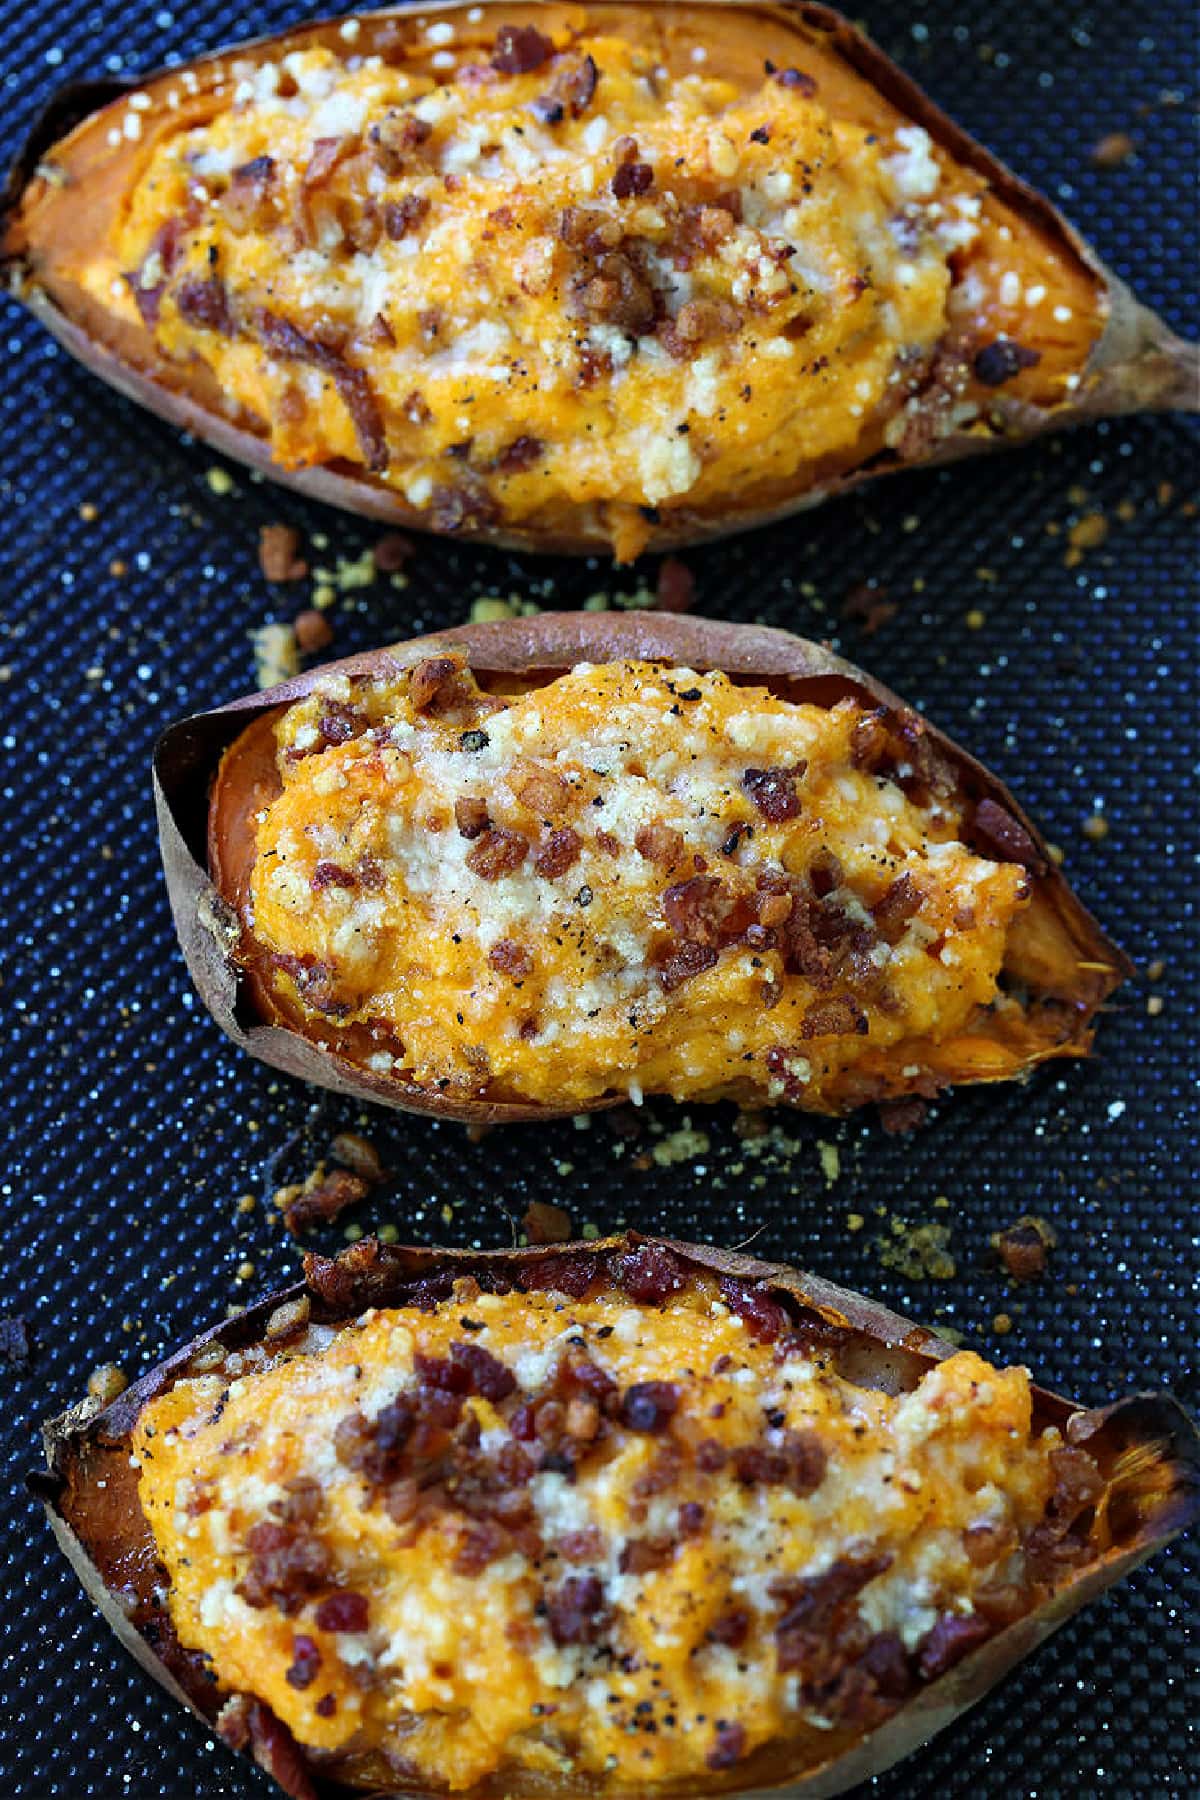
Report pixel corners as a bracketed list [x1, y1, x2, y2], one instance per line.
[1, 4, 1196, 1795]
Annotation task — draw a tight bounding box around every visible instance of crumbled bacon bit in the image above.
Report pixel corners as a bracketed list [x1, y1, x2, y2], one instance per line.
[878, 1096, 928, 1135]
[972, 798, 1046, 874]
[545, 1573, 606, 1645]
[384, 193, 431, 240]
[973, 338, 1042, 387]
[800, 995, 868, 1039]
[312, 860, 357, 891]
[742, 765, 805, 822]
[717, 1277, 788, 1343]
[532, 51, 599, 123]
[490, 938, 533, 980]
[314, 1591, 369, 1634]
[995, 1217, 1054, 1281]
[695, 1438, 728, 1474]
[293, 609, 332, 655]
[707, 1606, 749, 1647]
[660, 296, 742, 360]
[370, 109, 432, 175]
[176, 275, 235, 336]
[915, 1611, 992, 1680]
[533, 827, 581, 877]
[871, 872, 922, 941]
[491, 23, 555, 74]
[620, 1381, 680, 1433]
[496, 434, 544, 473]
[373, 531, 416, 572]
[280, 1168, 370, 1237]
[654, 557, 695, 612]
[238, 1521, 332, 1614]
[522, 1200, 573, 1243]
[409, 654, 465, 713]
[316, 699, 368, 748]
[560, 1526, 604, 1562]
[256, 309, 387, 471]
[773, 1554, 891, 1672]
[612, 155, 654, 199]
[706, 1722, 746, 1771]
[614, 1242, 687, 1304]
[635, 821, 685, 866]
[663, 875, 729, 945]
[431, 481, 502, 534]
[619, 1535, 675, 1574]
[257, 523, 307, 584]
[329, 1131, 385, 1184]
[455, 795, 491, 839]
[659, 941, 719, 992]
[451, 1340, 518, 1401]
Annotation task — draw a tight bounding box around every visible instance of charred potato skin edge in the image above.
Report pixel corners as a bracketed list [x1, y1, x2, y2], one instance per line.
[2, 3, 1195, 557]
[153, 610, 1132, 1123]
[36, 1232, 1200, 1800]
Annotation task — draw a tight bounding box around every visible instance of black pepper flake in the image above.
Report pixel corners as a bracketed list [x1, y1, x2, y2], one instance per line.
[459, 1316, 486, 1332]
[460, 728, 490, 751]
[749, 125, 771, 144]
[575, 885, 594, 906]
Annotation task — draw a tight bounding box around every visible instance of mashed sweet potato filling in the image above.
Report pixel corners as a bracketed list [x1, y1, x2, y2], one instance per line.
[134, 1258, 1095, 1792]
[244, 656, 1029, 1111]
[72, 9, 1100, 556]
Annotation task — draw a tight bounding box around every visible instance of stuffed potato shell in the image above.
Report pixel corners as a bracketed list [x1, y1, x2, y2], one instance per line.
[37, 1233, 1199, 1798]
[4, 2, 1195, 559]
[156, 612, 1129, 1124]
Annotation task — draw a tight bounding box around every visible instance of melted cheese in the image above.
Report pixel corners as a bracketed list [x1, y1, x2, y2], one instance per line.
[247, 658, 1027, 1110]
[134, 1276, 1061, 1792]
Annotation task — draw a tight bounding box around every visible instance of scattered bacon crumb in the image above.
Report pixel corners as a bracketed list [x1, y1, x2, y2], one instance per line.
[994, 1216, 1056, 1281]
[329, 1132, 386, 1184]
[491, 23, 554, 74]
[1090, 131, 1135, 169]
[842, 582, 896, 635]
[878, 1097, 928, 1135]
[654, 557, 694, 612]
[523, 1201, 574, 1244]
[280, 1167, 371, 1237]
[259, 524, 308, 583]
[373, 532, 416, 572]
[293, 609, 332, 655]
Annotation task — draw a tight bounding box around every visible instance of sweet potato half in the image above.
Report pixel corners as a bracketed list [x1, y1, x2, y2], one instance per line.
[154, 611, 1129, 1124]
[3, 3, 1195, 560]
[36, 1232, 1199, 1799]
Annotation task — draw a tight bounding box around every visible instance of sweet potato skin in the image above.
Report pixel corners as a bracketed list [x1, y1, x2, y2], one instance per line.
[154, 611, 1131, 1123]
[3, 3, 1195, 559]
[36, 1232, 1200, 1800]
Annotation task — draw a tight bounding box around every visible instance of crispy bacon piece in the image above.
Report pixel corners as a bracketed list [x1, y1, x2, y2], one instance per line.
[489, 938, 533, 979]
[662, 875, 729, 945]
[871, 872, 923, 941]
[742, 764, 805, 822]
[658, 941, 719, 992]
[972, 798, 1047, 874]
[455, 795, 491, 839]
[255, 309, 387, 471]
[384, 193, 430, 240]
[800, 995, 869, 1039]
[491, 23, 555, 74]
[176, 275, 235, 336]
[409, 654, 465, 713]
[467, 828, 529, 879]
[533, 826, 581, 877]
[545, 1573, 607, 1645]
[532, 52, 599, 124]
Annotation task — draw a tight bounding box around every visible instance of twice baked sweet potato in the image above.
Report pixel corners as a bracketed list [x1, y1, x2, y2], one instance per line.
[4, 3, 1195, 560]
[37, 1232, 1199, 1798]
[155, 611, 1129, 1124]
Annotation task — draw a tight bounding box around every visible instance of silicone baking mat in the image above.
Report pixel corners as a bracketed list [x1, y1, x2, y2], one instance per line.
[1, 3, 1195, 1795]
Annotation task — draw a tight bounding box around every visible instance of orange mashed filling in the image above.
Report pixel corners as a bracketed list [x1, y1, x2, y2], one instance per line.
[134, 1267, 1067, 1791]
[71, 9, 1099, 556]
[244, 656, 1028, 1111]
